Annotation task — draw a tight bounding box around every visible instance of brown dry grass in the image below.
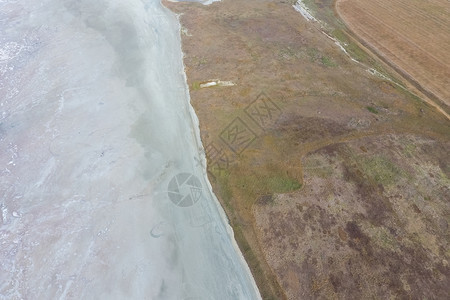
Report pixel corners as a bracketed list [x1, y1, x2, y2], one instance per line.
[165, 0, 450, 298]
[336, 0, 450, 110]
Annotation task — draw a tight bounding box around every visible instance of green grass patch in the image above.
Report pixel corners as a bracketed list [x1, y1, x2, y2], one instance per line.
[215, 167, 302, 206]
[306, 47, 320, 62]
[321, 56, 337, 67]
[359, 156, 406, 186]
[263, 174, 302, 192]
[306, 48, 337, 67]
[367, 225, 399, 251]
[212, 169, 234, 209]
[332, 29, 369, 63]
[191, 81, 201, 90]
[366, 106, 379, 114]
[402, 143, 417, 158]
[238, 172, 302, 196]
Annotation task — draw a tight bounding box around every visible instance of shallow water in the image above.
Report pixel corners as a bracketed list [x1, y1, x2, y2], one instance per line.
[0, 0, 260, 298]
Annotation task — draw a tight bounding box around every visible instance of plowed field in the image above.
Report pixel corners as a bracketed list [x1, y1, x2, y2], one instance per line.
[336, 0, 450, 108]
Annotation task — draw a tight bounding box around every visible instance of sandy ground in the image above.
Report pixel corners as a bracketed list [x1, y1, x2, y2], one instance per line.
[0, 0, 260, 299]
[336, 0, 450, 110]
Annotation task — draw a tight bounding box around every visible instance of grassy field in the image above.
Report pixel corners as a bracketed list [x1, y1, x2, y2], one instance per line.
[166, 0, 450, 298]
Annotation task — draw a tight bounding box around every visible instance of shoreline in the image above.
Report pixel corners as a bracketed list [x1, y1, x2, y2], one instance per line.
[167, 2, 263, 298]
[163, 0, 450, 298]
[0, 0, 262, 298]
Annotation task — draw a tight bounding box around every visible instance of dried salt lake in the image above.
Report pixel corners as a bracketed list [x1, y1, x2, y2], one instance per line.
[0, 0, 260, 299]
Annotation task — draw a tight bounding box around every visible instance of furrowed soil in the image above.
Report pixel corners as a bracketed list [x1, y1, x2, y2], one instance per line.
[336, 0, 450, 112]
[165, 0, 450, 298]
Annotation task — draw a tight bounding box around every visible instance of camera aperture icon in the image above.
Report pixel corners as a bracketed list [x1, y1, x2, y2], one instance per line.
[168, 173, 202, 207]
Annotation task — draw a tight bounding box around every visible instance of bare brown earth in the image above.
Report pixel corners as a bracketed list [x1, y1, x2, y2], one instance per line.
[336, 0, 450, 112]
[165, 0, 450, 298]
[254, 134, 450, 299]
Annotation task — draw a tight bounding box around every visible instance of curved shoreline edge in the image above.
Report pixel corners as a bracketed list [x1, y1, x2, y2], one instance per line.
[163, 0, 450, 299]
[161, 0, 262, 298]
